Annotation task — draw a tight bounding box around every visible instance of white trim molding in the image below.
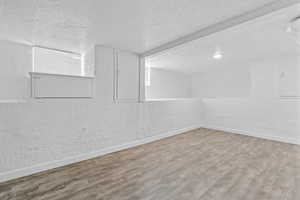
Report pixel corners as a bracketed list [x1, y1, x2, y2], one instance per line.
[202, 124, 300, 145]
[0, 125, 200, 183]
[1, 124, 298, 183]
[144, 98, 201, 102]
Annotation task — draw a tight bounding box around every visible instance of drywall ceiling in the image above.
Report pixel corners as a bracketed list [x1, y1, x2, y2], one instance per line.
[146, 4, 300, 74]
[0, 0, 290, 54]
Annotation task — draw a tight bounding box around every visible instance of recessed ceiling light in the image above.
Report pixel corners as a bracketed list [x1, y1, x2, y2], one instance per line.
[213, 47, 223, 60]
[286, 25, 292, 33]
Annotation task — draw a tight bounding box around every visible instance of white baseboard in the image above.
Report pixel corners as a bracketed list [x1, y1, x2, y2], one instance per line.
[3, 124, 296, 183]
[202, 124, 300, 145]
[0, 125, 199, 183]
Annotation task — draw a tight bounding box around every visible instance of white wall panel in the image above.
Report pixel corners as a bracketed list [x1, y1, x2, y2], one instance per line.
[33, 47, 82, 76]
[199, 56, 300, 144]
[192, 68, 251, 98]
[146, 68, 193, 99]
[0, 41, 31, 101]
[31, 73, 94, 98]
[278, 57, 300, 98]
[114, 50, 140, 101]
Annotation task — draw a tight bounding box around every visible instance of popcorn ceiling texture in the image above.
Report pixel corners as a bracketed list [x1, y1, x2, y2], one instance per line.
[0, 0, 278, 53]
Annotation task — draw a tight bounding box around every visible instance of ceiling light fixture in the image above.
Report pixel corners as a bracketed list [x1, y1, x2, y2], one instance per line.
[213, 47, 223, 60]
[286, 25, 292, 33]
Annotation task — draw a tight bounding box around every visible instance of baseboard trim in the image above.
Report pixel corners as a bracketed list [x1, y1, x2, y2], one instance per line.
[202, 124, 300, 145]
[0, 125, 199, 183]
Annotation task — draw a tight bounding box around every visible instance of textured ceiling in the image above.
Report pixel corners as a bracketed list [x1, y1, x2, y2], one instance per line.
[146, 4, 300, 74]
[0, 0, 282, 53]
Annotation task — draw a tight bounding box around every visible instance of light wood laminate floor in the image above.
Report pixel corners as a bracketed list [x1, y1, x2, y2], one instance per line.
[0, 128, 299, 200]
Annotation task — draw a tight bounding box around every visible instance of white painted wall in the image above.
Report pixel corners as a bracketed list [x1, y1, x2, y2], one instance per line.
[1, 39, 297, 183]
[192, 67, 252, 98]
[115, 50, 140, 101]
[33, 47, 82, 76]
[0, 42, 203, 181]
[0, 41, 31, 101]
[197, 56, 300, 144]
[146, 68, 193, 99]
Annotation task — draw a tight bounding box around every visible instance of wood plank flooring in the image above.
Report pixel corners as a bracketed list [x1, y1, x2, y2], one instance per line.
[0, 128, 299, 200]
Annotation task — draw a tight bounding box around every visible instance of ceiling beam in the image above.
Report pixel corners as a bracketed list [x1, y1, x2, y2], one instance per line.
[141, 0, 300, 58]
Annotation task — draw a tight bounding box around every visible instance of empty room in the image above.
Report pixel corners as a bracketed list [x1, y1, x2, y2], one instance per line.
[0, 0, 299, 200]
